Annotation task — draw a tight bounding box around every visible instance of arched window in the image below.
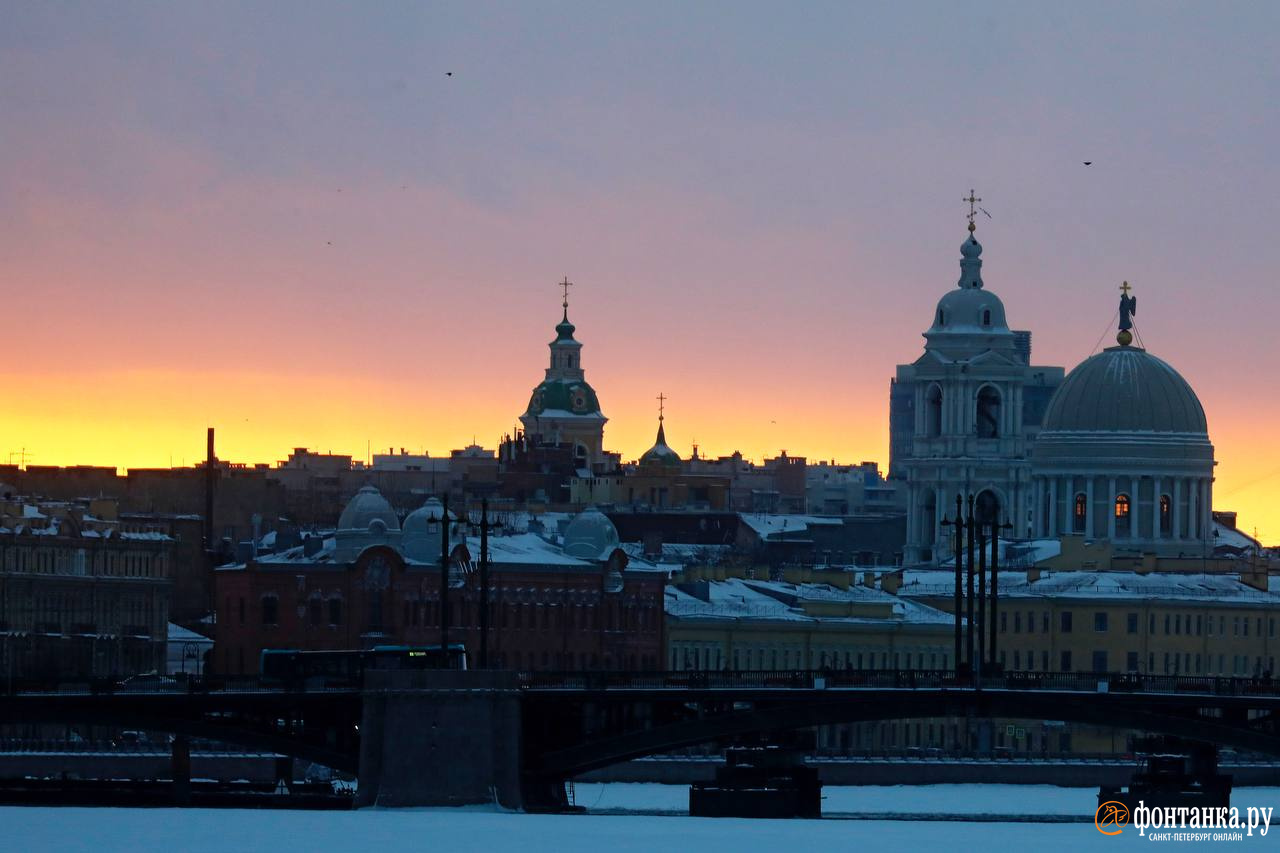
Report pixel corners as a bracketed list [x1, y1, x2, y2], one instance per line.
[936, 309, 946, 326]
[982, 309, 992, 326]
[925, 384, 943, 437]
[1159, 494, 1172, 536]
[975, 490, 1000, 530]
[976, 386, 1001, 438]
[1073, 493, 1087, 533]
[1114, 494, 1131, 536]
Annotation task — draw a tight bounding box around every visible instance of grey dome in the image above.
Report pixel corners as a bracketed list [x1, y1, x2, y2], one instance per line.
[1041, 346, 1207, 434]
[960, 235, 982, 258]
[338, 485, 400, 532]
[563, 506, 620, 560]
[929, 287, 1010, 334]
[401, 497, 449, 562]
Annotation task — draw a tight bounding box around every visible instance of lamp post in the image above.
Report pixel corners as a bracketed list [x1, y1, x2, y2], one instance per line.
[439, 494, 452, 653]
[966, 494, 976, 673]
[989, 517, 1012, 670]
[976, 523, 986, 678]
[941, 497, 964, 672]
[467, 499, 503, 670]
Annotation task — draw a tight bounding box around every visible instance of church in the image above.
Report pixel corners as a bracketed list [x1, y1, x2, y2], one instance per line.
[895, 200, 1215, 565]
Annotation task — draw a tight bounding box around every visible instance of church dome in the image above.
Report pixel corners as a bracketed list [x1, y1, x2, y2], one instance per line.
[526, 378, 602, 417]
[929, 287, 1010, 334]
[960, 235, 982, 259]
[639, 421, 681, 469]
[563, 506, 620, 560]
[1041, 346, 1207, 434]
[338, 485, 400, 532]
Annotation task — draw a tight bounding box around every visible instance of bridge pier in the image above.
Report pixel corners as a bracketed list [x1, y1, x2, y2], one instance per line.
[355, 671, 525, 809]
[170, 734, 191, 806]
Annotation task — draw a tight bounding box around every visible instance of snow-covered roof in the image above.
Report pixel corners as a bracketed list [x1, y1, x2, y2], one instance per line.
[901, 568, 1280, 606]
[666, 577, 952, 627]
[739, 514, 845, 540]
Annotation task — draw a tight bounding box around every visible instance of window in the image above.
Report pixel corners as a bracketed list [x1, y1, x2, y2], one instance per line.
[1001, 612, 1008, 632]
[1043, 612, 1050, 633]
[1014, 612, 1021, 633]
[925, 385, 943, 437]
[1060, 611, 1073, 633]
[1073, 492, 1088, 533]
[1127, 651, 1139, 672]
[976, 386, 1001, 439]
[1175, 614, 1181, 635]
[1060, 650, 1072, 672]
[982, 308, 991, 326]
[1114, 494, 1131, 535]
[1159, 494, 1172, 536]
[1092, 651, 1108, 672]
[937, 309, 946, 326]
[329, 598, 343, 626]
[1127, 612, 1139, 634]
[238, 597, 245, 625]
[309, 598, 323, 627]
[1094, 612, 1108, 632]
[261, 595, 279, 626]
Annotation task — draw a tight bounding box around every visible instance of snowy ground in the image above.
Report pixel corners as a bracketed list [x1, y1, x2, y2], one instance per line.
[5, 786, 1280, 852]
[0, 807, 1136, 853]
[575, 782, 1280, 817]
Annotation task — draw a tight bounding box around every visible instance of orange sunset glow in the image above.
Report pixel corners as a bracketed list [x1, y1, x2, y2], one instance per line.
[3, 4, 1280, 543]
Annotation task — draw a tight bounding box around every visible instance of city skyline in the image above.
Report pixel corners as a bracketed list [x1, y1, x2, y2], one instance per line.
[3, 4, 1279, 541]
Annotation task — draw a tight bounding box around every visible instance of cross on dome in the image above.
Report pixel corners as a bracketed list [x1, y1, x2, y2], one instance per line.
[657, 392, 666, 422]
[964, 189, 982, 233]
[560, 276, 573, 311]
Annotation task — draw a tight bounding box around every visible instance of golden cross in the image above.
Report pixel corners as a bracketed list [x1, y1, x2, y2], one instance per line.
[964, 189, 982, 232]
[656, 392, 666, 421]
[1119, 281, 1132, 297]
[559, 276, 573, 309]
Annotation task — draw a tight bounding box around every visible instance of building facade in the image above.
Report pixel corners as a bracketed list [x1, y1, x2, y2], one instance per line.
[212, 489, 664, 674]
[894, 224, 1064, 563]
[0, 495, 173, 679]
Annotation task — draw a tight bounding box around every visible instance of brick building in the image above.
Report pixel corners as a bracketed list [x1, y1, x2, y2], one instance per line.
[212, 488, 664, 674]
[0, 495, 173, 679]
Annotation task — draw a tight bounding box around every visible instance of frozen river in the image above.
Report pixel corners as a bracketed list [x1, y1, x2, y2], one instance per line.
[7, 786, 1279, 852]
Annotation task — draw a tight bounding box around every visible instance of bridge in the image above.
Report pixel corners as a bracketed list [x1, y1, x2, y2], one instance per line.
[2, 670, 1279, 809]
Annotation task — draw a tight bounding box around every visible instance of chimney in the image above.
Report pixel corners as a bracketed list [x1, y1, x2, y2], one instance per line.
[204, 427, 216, 553]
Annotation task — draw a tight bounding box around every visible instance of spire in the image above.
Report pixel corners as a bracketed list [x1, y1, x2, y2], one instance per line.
[555, 276, 576, 340]
[956, 190, 985, 289]
[655, 392, 667, 445]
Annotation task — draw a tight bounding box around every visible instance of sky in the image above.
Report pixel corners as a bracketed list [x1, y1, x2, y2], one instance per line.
[2, 2, 1279, 540]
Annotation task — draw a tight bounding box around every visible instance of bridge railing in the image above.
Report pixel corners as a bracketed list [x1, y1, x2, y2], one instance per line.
[517, 669, 1280, 696]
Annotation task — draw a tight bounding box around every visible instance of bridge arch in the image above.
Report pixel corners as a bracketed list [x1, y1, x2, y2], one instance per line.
[527, 688, 1280, 779]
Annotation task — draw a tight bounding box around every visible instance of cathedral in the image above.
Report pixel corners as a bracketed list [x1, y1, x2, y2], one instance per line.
[895, 201, 1215, 564]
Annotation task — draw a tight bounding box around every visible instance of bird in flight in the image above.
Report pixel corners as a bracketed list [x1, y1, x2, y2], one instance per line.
[979, 207, 992, 219]
[1083, 161, 1093, 166]
[446, 72, 453, 77]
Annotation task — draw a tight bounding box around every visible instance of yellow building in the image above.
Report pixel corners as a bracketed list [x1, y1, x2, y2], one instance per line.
[664, 561, 1280, 755]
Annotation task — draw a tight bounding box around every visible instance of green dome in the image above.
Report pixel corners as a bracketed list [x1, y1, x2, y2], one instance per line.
[526, 378, 602, 417]
[639, 422, 681, 468]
